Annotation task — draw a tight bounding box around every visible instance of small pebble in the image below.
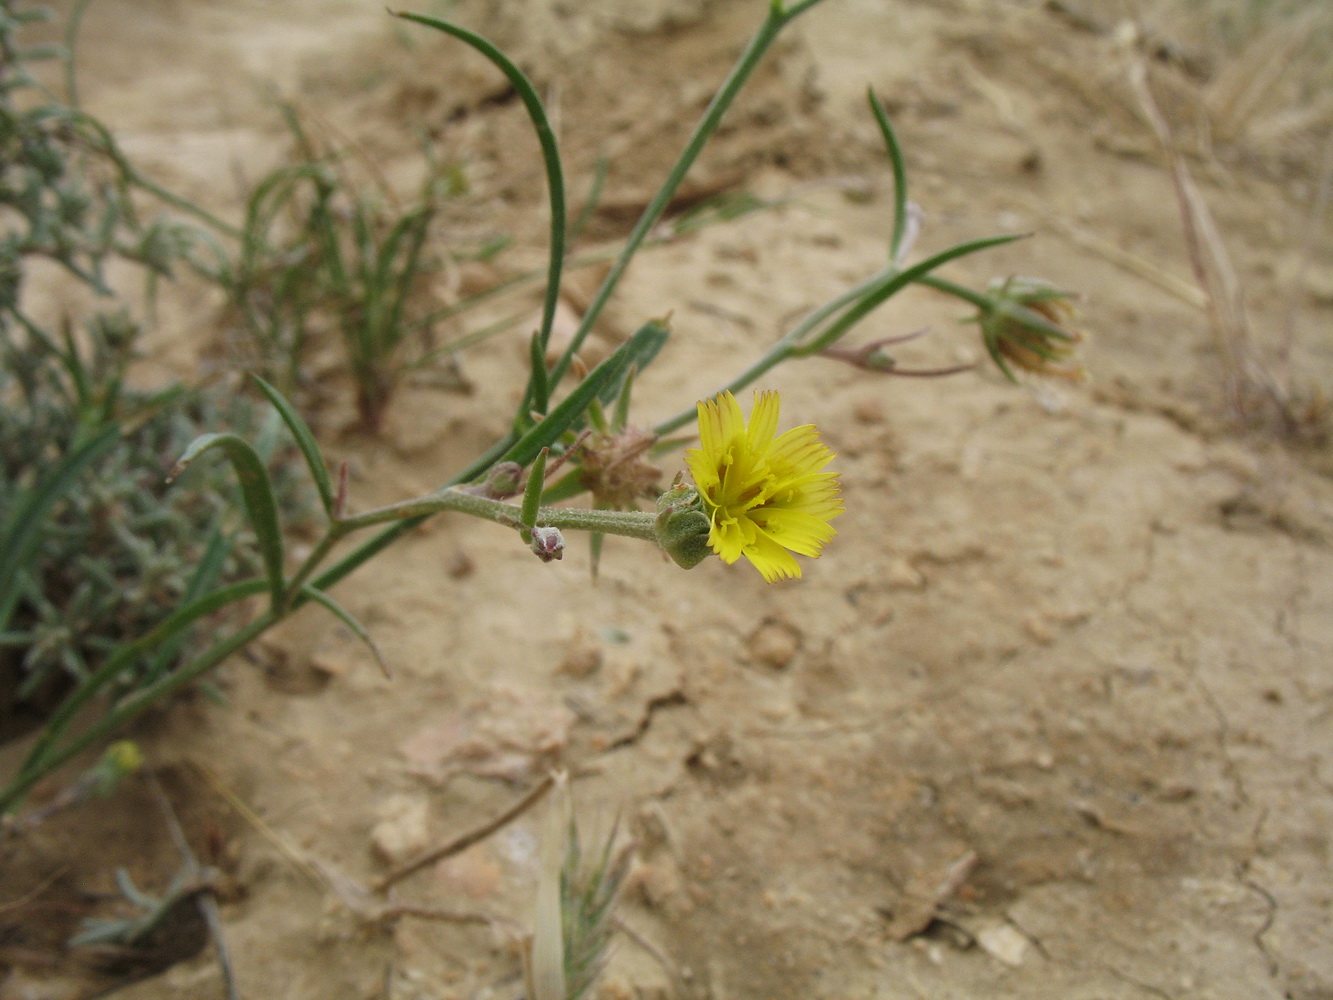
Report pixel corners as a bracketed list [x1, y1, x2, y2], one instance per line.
[748, 618, 802, 670]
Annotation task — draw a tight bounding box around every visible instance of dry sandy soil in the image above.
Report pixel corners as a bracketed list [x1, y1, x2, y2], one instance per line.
[3, 1, 1333, 998]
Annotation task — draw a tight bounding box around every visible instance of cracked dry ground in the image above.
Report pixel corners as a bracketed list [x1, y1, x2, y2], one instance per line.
[3, 1, 1333, 999]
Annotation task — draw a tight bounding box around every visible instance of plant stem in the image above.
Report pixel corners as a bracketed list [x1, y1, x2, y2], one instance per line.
[335, 488, 658, 542]
[652, 264, 895, 436]
[916, 273, 990, 309]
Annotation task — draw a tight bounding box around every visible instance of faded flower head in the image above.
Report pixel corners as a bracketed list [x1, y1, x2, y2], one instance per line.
[577, 427, 660, 510]
[685, 390, 842, 583]
[979, 276, 1085, 382]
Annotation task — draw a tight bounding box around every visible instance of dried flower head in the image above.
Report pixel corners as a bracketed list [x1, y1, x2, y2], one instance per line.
[577, 427, 661, 510]
[686, 390, 842, 583]
[979, 276, 1086, 382]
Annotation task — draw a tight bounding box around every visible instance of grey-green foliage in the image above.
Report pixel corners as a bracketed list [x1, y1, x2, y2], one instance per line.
[0, 3, 197, 310]
[0, 316, 275, 712]
[0, 0, 297, 724]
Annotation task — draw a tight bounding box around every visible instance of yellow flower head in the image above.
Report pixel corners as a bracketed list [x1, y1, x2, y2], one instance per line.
[686, 390, 843, 583]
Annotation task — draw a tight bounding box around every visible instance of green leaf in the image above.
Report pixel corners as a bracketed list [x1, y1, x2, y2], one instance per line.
[298, 584, 390, 679]
[595, 320, 669, 409]
[612, 364, 637, 432]
[394, 10, 567, 411]
[867, 90, 909, 264]
[0, 424, 119, 633]
[528, 329, 549, 414]
[252, 375, 335, 519]
[142, 523, 233, 683]
[503, 334, 634, 469]
[521, 448, 549, 530]
[169, 433, 286, 611]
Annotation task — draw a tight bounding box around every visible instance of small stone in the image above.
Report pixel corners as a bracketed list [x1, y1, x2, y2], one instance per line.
[446, 549, 475, 579]
[433, 844, 503, 901]
[628, 857, 688, 914]
[976, 922, 1029, 967]
[370, 794, 431, 867]
[853, 398, 885, 424]
[309, 651, 353, 679]
[884, 557, 925, 590]
[748, 618, 802, 670]
[558, 631, 603, 678]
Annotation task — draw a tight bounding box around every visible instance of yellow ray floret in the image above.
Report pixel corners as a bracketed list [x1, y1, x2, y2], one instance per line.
[686, 389, 843, 583]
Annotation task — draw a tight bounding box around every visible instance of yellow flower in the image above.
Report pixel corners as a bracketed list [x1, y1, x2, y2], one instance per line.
[686, 390, 842, 583]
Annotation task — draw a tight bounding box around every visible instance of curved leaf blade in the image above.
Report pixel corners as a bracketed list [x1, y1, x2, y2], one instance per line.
[252, 375, 334, 519]
[394, 10, 567, 413]
[501, 320, 670, 468]
[298, 584, 390, 679]
[797, 233, 1025, 356]
[169, 433, 286, 610]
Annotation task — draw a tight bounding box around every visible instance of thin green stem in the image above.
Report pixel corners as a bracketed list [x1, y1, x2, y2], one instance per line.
[548, 0, 821, 390]
[917, 272, 1073, 341]
[334, 487, 657, 543]
[62, 0, 95, 108]
[652, 264, 895, 436]
[916, 273, 990, 309]
[281, 531, 342, 607]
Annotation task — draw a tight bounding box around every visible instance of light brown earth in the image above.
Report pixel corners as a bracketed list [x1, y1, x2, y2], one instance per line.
[3, 1, 1333, 998]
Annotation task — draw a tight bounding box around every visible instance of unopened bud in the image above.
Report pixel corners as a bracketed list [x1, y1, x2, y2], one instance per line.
[529, 526, 565, 562]
[464, 461, 525, 499]
[653, 483, 713, 570]
[88, 740, 144, 797]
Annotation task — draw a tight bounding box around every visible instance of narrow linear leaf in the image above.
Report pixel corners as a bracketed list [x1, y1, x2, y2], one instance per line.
[595, 320, 669, 410]
[143, 523, 233, 682]
[521, 448, 549, 529]
[298, 585, 390, 679]
[0, 424, 119, 632]
[394, 10, 567, 408]
[529, 329, 550, 414]
[538, 467, 586, 506]
[252, 375, 335, 518]
[868, 89, 909, 264]
[612, 364, 637, 432]
[169, 433, 286, 611]
[501, 336, 634, 468]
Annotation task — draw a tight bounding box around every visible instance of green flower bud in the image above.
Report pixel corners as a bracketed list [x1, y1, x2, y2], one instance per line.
[654, 483, 714, 570]
[463, 461, 525, 499]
